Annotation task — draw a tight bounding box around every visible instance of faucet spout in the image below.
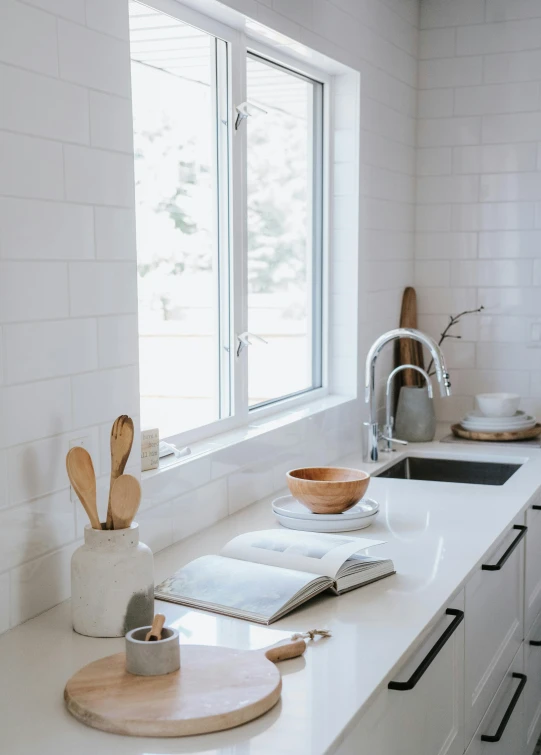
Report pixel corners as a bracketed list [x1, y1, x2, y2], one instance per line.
[364, 328, 451, 462]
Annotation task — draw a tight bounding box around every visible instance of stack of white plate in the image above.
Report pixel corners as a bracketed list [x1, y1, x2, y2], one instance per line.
[272, 495, 379, 533]
[461, 410, 536, 433]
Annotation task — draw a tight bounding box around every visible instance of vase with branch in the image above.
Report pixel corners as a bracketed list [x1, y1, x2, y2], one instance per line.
[395, 305, 484, 442]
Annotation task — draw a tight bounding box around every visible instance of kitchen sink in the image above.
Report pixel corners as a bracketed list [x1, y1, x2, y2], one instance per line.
[374, 456, 522, 486]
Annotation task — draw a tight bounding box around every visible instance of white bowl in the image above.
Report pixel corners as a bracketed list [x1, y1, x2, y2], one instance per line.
[476, 393, 520, 418]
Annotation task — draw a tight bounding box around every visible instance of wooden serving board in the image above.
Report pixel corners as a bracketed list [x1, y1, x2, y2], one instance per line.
[64, 638, 306, 737]
[398, 286, 425, 387]
[451, 423, 541, 442]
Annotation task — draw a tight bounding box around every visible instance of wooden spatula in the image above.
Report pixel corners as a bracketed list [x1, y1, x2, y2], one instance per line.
[66, 447, 101, 530]
[106, 415, 134, 529]
[110, 474, 141, 530]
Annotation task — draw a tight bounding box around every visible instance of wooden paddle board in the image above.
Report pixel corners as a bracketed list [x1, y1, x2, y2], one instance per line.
[451, 423, 541, 442]
[64, 637, 306, 737]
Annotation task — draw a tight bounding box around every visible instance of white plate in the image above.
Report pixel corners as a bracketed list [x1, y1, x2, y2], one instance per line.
[464, 411, 535, 425]
[462, 418, 536, 432]
[275, 510, 378, 533]
[272, 494, 379, 522]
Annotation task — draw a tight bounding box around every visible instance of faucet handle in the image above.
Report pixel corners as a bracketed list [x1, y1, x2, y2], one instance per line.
[380, 434, 408, 446]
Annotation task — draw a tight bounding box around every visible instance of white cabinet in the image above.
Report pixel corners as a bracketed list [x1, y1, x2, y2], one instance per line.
[525, 500, 541, 634]
[524, 612, 541, 754]
[464, 517, 525, 746]
[464, 647, 526, 755]
[336, 593, 464, 755]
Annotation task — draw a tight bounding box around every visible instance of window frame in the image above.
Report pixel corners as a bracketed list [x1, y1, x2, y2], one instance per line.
[131, 0, 332, 448]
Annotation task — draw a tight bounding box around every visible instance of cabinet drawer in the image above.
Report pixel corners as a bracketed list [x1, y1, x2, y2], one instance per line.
[525, 501, 541, 634]
[465, 646, 526, 755]
[524, 612, 541, 753]
[336, 594, 465, 755]
[465, 518, 525, 746]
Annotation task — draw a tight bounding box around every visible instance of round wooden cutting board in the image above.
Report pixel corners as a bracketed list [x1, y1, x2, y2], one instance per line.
[451, 423, 541, 442]
[64, 638, 306, 737]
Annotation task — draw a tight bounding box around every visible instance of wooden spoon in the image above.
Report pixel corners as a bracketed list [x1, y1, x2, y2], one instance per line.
[145, 614, 166, 642]
[66, 447, 101, 530]
[106, 415, 134, 529]
[110, 474, 141, 530]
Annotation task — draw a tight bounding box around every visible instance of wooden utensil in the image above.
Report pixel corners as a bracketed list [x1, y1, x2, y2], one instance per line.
[398, 287, 425, 387]
[106, 415, 134, 529]
[110, 474, 141, 530]
[451, 423, 541, 442]
[66, 447, 101, 530]
[64, 637, 307, 737]
[145, 614, 166, 642]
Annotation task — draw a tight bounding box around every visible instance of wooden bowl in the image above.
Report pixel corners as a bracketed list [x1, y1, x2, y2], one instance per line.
[286, 467, 370, 514]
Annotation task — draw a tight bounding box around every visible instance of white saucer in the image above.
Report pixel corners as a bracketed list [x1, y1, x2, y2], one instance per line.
[275, 510, 378, 533]
[272, 494, 379, 522]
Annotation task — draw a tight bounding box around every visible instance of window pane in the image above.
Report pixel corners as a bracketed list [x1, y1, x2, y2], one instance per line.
[246, 56, 323, 408]
[129, 3, 230, 438]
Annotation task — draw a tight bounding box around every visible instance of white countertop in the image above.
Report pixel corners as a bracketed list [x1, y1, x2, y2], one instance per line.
[2, 438, 541, 755]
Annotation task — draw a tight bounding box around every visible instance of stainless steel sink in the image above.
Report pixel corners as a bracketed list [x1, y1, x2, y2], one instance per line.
[374, 456, 522, 486]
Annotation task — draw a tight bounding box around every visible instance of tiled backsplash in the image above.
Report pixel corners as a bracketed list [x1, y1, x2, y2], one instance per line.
[416, 0, 541, 422]
[0, 0, 419, 633]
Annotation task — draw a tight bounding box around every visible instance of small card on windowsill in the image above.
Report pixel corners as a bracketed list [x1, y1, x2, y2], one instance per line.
[141, 428, 159, 471]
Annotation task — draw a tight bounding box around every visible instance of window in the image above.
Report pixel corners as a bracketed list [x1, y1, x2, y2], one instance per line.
[129, 1, 327, 443]
[246, 55, 323, 408]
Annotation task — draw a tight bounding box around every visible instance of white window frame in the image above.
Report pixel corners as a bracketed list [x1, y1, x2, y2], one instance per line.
[132, 0, 332, 449]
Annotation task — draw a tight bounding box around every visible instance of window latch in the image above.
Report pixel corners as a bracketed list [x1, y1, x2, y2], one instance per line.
[236, 331, 268, 357]
[234, 101, 267, 130]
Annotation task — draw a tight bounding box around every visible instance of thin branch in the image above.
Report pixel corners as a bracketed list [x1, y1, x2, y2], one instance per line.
[426, 305, 484, 376]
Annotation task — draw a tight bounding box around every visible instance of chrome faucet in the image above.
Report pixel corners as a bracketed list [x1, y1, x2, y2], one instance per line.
[364, 328, 451, 462]
[383, 364, 433, 452]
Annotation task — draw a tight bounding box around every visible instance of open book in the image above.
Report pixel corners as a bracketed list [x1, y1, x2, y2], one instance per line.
[155, 529, 395, 624]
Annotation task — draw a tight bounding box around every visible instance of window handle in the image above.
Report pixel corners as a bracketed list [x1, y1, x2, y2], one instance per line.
[236, 331, 268, 357]
[234, 101, 267, 130]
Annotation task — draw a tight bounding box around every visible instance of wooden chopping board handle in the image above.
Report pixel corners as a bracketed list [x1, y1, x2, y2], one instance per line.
[262, 637, 307, 663]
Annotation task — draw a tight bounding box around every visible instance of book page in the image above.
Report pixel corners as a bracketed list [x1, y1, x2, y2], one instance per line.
[155, 555, 327, 621]
[220, 529, 385, 580]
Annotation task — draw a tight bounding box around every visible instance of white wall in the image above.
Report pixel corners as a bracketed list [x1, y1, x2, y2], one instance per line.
[416, 0, 541, 422]
[0, 0, 419, 633]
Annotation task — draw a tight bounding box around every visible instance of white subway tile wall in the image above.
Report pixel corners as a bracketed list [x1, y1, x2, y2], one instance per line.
[416, 0, 541, 419]
[0, 0, 419, 633]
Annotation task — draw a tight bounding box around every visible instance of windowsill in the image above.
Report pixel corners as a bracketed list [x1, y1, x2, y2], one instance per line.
[142, 393, 356, 482]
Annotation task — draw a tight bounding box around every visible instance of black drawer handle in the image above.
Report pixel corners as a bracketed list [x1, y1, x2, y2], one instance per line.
[532, 505, 541, 510]
[482, 525, 527, 571]
[481, 673, 527, 743]
[530, 639, 541, 646]
[388, 608, 464, 691]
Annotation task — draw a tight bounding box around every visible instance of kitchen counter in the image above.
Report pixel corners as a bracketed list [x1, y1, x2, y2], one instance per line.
[2, 439, 541, 755]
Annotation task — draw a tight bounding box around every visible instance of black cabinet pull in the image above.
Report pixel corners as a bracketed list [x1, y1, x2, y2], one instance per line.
[482, 525, 527, 571]
[532, 505, 541, 510]
[530, 639, 541, 646]
[481, 673, 527, 743]
[388, 608, 464, 691]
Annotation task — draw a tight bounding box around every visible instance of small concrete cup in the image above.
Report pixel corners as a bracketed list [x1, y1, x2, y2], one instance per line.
[125, 625, 180, 676]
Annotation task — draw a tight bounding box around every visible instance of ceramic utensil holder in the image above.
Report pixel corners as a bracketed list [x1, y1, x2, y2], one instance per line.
[71, 522, 154, 638]
[395, 385, 436, 442]
[125, 626, 181, 676]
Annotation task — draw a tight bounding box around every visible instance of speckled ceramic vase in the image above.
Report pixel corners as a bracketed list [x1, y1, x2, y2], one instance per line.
[71, 522, 154, 638]
[395, 385, 436, 442]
